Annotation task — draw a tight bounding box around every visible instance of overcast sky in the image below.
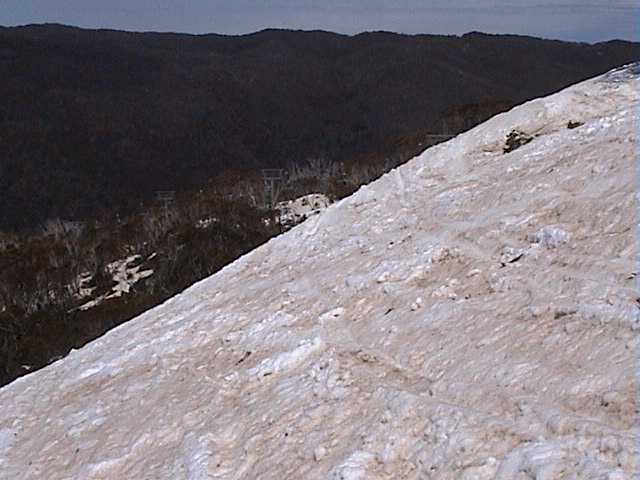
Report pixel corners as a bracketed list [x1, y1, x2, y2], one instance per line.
[0, 1, 637, 43]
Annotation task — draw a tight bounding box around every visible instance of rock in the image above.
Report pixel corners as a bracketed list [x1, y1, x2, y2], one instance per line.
[503, 129, 534, 153]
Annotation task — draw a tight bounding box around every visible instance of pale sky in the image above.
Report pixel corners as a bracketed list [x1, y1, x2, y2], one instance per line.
[0, 1, 638, 43]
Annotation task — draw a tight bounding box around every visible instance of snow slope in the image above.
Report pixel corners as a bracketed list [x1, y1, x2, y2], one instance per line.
[1, 64, 638, 479]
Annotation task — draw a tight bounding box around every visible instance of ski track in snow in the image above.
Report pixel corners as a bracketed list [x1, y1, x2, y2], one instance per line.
[0, 64, 639, 479]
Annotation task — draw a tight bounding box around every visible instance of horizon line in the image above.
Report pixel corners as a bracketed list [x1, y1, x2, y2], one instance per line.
[1, 22, 636, 45]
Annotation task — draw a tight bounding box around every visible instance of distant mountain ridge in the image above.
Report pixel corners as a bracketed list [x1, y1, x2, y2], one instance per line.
[0, 24, 638, 230]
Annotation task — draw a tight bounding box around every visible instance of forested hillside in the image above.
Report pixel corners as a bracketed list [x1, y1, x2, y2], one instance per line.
[1, 24, 638, 230]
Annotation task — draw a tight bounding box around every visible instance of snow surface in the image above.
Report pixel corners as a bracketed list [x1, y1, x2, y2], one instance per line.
[1, 64, 639, 479]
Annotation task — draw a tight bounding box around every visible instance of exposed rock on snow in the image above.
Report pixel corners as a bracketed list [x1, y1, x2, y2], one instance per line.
[1, 64, 639, 479]
[503, 129, 534, 153]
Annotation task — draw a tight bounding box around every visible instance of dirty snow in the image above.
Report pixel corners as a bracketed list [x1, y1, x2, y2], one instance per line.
[0, 64, 639, 479]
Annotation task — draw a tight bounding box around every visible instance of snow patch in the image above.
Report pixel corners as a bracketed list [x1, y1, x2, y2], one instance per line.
[78, 254, 154, 310]
[277, 193, 331, 226]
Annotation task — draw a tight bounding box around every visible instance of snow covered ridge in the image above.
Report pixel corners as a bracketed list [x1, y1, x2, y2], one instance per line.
[1, 64, 639, 479]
